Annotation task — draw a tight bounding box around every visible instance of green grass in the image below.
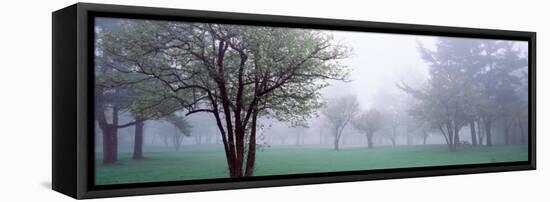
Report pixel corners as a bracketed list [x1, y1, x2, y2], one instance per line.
[95, 144, 528, 185]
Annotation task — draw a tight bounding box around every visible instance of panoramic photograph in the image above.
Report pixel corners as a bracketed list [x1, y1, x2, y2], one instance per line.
[93, 17, 529, 185]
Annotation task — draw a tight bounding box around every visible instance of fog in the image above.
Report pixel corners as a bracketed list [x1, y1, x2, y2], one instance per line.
[92, 18, 530, 183]
[94, 22, 528, 152]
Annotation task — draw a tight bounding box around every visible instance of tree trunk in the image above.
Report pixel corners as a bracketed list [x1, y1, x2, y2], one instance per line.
[449, 133, 457, 152]
[366, 133, 374, 149]
[111, 106, 119, 162]
[333, 129, 340, 151]
[112, 131, 118, 161]
[332, 126, 342, 151]
[442, 124, 456, 152]
[470, 120, 477, 146]
[485, 120, 493, 146]
[101, 125, 116, 164]
[233, 117, 245, 177]
[334, 136, 340, 150]
[96, 91, 120, 164]
[234, 128, 245, 177]
[132, 119, 145, 160]
[422, 131, 428, 145]
[210, 106, 238, 178]
[390, 138, 396, 146]
[217, 74, 241, 178]
[447, 131, 456, 152]
[244, 110, 258, 177]
[453, 124, 460, 150]
[390, 127, 397, 146]
[477, 120, 484, 146]
[454, 124, 460, 148]
[98, 106, 120, 164]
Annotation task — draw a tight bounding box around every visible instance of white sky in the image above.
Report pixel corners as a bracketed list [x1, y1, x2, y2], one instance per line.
[322, 30, 527, 109]
[322, 31, 436, 108]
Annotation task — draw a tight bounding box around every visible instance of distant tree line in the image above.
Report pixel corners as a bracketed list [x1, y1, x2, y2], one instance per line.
[322, 38, 528, 152]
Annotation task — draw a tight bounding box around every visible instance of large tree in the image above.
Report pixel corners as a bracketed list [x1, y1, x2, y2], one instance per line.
[95, 49, 146, 163]
[95, 38, 185, 163]
[399, 38, 483, 152]
[99, 20, 350, 177]
[475, 41, 527, 146]
[95, 65, 184, 162]
[401, 38, 527, 151]
[95, 19, 190, 163]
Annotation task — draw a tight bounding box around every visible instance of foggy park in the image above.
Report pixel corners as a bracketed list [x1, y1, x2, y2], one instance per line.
[93, 17, 529, 185]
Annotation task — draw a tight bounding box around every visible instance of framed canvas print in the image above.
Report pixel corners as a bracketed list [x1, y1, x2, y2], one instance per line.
[52, 3, 536, 199]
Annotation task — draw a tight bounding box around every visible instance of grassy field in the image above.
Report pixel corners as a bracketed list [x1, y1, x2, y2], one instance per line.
[95, 144, 528, 185]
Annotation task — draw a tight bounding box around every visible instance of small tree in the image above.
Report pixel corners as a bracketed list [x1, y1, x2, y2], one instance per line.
[164, 113, 192, 151]
[386, 106, 402, 146]
[322, 95, 360, 151]
[352, 109, 383, 149]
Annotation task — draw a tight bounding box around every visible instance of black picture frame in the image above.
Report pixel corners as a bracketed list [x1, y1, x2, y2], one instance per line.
[52, 3, 536, 199]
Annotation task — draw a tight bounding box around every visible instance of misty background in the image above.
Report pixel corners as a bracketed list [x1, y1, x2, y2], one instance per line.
[94, 27, 528, 152]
